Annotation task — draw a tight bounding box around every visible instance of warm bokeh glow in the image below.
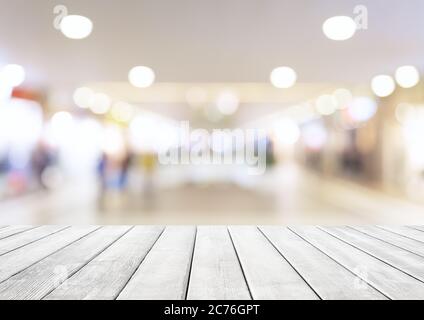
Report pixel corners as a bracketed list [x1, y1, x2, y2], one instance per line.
[73, 87, 94, 109]
[60, 15, 93, 40]
[0, 64, 25, 87]
[216, 90, 239, 115]
[322, 16, 356, 41]
[395, 65, 420, 88]
[316, 94, 337, 115]
[270, 67, 297, 88]
[128, 66, 155, 88]
[371, 74, 396, 97]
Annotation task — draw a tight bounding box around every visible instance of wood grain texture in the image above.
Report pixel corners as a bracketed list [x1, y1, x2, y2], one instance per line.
[291, 226, 424, 299]
[0, 226, 131, 300]
[0, 226, 37, 240]
[260, 226, 386, 300]
[0, 225, 423, 300]
[117, 226, 196, 300]
[229, 226, 318, 300]
[411, 226, 424, 232]
[321, 226, 424, 283]
[378, 226, 424, 243]
[352, 226, 424, 257]
[187, 226, 251, 300]
[45, 226, 163, 300]
[0, 225, 68, 256]
[0, 226, 98, 284]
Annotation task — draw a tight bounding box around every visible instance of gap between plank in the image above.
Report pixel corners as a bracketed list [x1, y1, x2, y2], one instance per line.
[0, 226, 71, 257]
[348, 226, 424, 259]
[114, 226, 166, 300]
[257, 227, 322, 300]
[226, 227, 254, 300]
[184, 226, 198, 300]
[407, 226, 424, 233]
[0, 226, 102, 286]
[40, 226, 135, 299]
[0, 226, 41, 241]
[318, 226, 424, 285]
[376, 226, 424, 244]
[287, 226, 391, 300]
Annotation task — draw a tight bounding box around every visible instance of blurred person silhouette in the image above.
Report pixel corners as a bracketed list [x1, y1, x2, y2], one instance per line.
[119, 148, 133, 191]
[97, 151, 108, 194]
[265, 137, 276, 168]
[97, 146, 134, 210]
[31, 140, 54, 190]
[140, 152, 156, 198]
[97, 151, 113, 210]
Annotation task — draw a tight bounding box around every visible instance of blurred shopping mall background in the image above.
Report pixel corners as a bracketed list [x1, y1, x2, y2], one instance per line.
[1, 0, 424, 225]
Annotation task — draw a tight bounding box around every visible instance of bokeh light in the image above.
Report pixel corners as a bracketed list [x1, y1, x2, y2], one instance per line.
[272, 117, 300, 146]
[302, 121, 327, 150]
[90, 93, 111, 114]
[60, 15, 93, 40]
[270, 66, 297, 88]
[395, 65, 420, 89]
[347, 97, 378, 122]
[332, 88, 353, 109]
[128, 66, 155, 88]
[0, 64, 25, 87]
[322, 16, 357, 41]
[73, 87, 94, 109]
[316, 94, 337, 115]
[216, 90, 239, 115]
[371, 74, 395, 97]
[110, 102, 135, 123]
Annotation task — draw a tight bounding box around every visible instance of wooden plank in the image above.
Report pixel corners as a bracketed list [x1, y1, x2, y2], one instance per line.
[0, 226, 131, 300]
[321, 226, 424, 282]
[0, 225, 68, 256]
[228, 226, 318, 300]
[0, 226, 97, 284]
[187, 226, 251, 300]
[378, 226, 424, 243]
[0, 226, 37, 240]
[45, 226, 164, 300]
[117, 226, 196, 300]
[260, 226, 386, 300]
[352, 226, 424, 257]
[291, 226, 424, 299]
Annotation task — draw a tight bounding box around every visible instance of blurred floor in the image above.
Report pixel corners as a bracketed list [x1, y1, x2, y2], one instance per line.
[1, 164, 424, 226]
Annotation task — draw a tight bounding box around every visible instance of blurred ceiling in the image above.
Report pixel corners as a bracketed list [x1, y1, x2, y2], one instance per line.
[1, 0, 423, 91]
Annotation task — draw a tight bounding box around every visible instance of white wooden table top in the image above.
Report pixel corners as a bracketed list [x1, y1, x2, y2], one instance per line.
[0, 225, 424, 300]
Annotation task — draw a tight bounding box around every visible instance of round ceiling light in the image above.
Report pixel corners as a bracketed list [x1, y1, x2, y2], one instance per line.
[371, 75, 395, 97]
[60, 15, 93, 40]
[395, 65, 420, 89]
[0, 64, 26, 87]
[73, 87, 94, 109]
[270, 66, 297, 89]
[216, 90, 239, 115]
[128, 66, 155, 88]
[322, 16, 357, 41]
